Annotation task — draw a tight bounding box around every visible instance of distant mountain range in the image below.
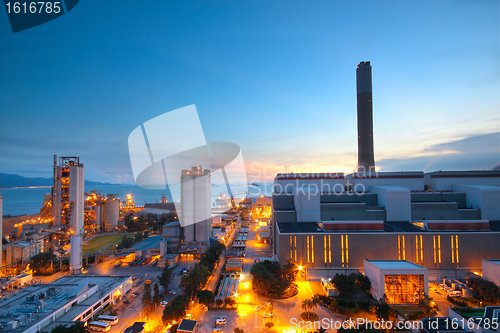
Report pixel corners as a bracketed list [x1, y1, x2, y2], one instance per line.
[0, 172, 120, 188]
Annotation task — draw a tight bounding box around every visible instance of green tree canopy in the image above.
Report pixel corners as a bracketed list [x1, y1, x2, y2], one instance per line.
[158, 266, 175, 292]
[162, 294, 190, 324]
[197, 290, 215, 306]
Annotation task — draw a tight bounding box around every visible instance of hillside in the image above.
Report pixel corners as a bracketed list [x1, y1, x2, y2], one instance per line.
[0, 172, 118, 188]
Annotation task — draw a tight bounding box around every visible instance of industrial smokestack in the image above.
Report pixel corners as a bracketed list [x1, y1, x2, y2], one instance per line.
[356, 61, 375, 171]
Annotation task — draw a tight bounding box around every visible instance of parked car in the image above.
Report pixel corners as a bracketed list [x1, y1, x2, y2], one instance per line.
[255, 306, 262, 311]
[186, 314, 193, 319]
[124, 300, 130, 304]
[169, 290, 176, 295]
[132, 292, 140, 297]
[216, 318, 226, 325]
[213, 329, 223, 333]
[262, 313, 273, 318]
[160, 301, 168, 307]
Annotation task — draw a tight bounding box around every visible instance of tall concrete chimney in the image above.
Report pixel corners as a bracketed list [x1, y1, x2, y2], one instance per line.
[356, 61, 375, 171]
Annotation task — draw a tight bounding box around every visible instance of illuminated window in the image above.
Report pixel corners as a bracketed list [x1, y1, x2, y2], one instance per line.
[456, 235, 459, 266]
[398, 235, 401, 260]
[438, 235, 441, 263]
[402, 235, 406, 260]
[385, 274, 425, 304]
[451, 235, 455, 263]
[415, 235, 419, 263]
[420, 235, 423, 263]
[307, 236, 310, 263]
[324, 236, 327, 264]
[290, 236, 293, 260]
[341, 235, 345, 267]
[433, 235, 436, 264]
[328, 235, 332, 263]
[345, 235, 349, 267]
[311, 235, 314, 263]
[294, 236, 297, 262]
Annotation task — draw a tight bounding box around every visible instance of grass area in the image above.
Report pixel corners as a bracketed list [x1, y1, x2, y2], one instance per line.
[82, 234, 128, 254]
[452, 307, 485, 319]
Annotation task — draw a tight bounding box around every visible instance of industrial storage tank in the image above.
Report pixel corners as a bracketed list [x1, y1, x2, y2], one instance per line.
[93, 204, 103, 231]
[103, 195, 120, 232]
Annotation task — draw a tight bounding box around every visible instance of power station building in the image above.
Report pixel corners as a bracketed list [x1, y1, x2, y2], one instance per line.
[272, 170, 500, 280]
[272, 61, 500, 281]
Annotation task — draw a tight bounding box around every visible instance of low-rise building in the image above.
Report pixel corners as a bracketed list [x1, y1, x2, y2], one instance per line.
[0, 275, 132, 333]
[363, 259, 428, 303]
[177, 319, 198, 333]
[482, 260, 500, 287]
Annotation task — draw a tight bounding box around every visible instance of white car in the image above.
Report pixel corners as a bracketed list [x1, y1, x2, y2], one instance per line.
[160, 301, 168, 307]
[216, 318, 226, 325]
[255, 306, 262, 311]
[169, 290, 177, 295]
[186, 314, 193, 319]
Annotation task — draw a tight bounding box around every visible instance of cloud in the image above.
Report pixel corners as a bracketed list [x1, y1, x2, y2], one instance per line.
[377, 132, 500, 172]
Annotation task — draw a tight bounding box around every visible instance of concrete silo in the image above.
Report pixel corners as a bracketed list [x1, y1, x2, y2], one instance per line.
[103, 195, 120, 232]
[180, 166, 211, 244]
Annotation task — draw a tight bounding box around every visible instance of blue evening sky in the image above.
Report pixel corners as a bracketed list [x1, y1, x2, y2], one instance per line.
[0, 1, 499, 184]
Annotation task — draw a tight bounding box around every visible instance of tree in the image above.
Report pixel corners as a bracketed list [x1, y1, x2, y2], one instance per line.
[31, 249, 56, 275]
[302, 299, 312, 317]
[375, 301, 391, 321]
[180, 263, 210, 299]
[117, 235, 134, 250]
[153, 283, 161, 306]
[162, 295, 190, 324]
[250, 260, 297, 298]
[234, 328, 244, 333]
[158, 266, 175, 292]
[224, 297, 236, 307]
[467, 277, 500, 303]
[331, 274, 356, 296]
[51, 322, 87, 333]
[317, 326, 327, 333]
[197, 290, 215, 306]
[355, 274, 372, 293]
[142, 283, 153, 312]
[215, 299, 224, 306]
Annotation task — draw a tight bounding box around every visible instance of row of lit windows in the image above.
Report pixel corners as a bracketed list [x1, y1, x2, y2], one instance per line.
[289, 234, 459, 267]
[306, 236, 314, 264]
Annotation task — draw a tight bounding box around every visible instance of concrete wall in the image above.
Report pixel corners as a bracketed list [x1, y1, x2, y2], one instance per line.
[482, 260, 500, 287]
[347, 172, 424, 192]
[273, 210, 296, 222]
[411, 202, 459, 220]
[321, 203, 368, 220]
[453, 185, 500, 221]
[371, 186, 411, 221]
[293, 187, 321, 222]
[275, 177, 345, 194]
[425, 174, 500, 191]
